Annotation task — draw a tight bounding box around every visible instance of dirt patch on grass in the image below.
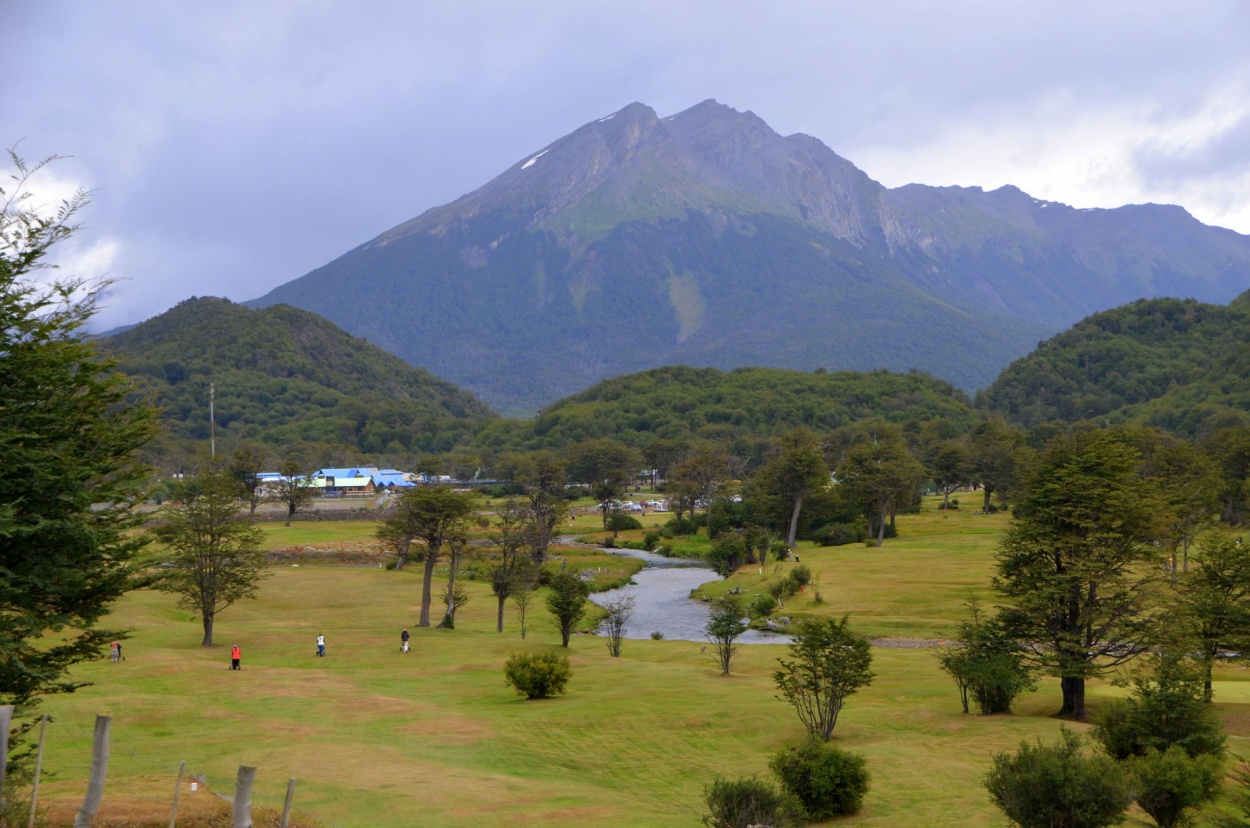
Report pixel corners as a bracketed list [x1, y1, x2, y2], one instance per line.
[397, 714, 490, 745]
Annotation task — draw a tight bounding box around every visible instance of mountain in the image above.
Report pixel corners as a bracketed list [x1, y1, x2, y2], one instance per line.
[473, 365, 980, 455]
[102, 297, 496, 467]
[980, 291, 1250, 436]
[249, 99, 1250, 415]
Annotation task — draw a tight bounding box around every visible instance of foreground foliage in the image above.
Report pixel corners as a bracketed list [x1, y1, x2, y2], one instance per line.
[1129, 746, 1222, 828]
[0, 151, 157, 716]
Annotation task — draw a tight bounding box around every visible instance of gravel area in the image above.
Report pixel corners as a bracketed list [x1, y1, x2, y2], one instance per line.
[871, 638, 947, 649]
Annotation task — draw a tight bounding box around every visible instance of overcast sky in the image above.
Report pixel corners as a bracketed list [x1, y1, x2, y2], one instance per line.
[8, 1, 1250, 331]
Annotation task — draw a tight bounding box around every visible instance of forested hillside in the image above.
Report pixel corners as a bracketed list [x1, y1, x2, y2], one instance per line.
[980, 291, 1250, 436]
[474, 365, 979, 455]
[103, 297, 497, 469]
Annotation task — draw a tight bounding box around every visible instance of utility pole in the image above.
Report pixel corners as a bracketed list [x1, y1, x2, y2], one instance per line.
[210, 382, 216, 459]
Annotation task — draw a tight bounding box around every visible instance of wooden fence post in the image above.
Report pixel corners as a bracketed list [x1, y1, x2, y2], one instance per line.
[232, 765, 257, 828]
[279, 777, 296, 828]
[0, 703, 13, 808]
[168, 760, 186, 828]
[27, 715, 48, 828]
[73, 714, 111, 828]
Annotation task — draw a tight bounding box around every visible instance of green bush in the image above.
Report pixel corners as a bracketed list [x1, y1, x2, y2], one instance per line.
[768, 578, 799, 600]
[984, 729, 1132, 828]
[643, 529, 661, 549]
[1090, 651, 1225, 760]
[749, 593, 777, 619]
[503, 651, 571, 699]
[707, 538, 746, 578]
[769, 738, 870, 819]
[606, 512, 642, 533]
[788, 565, 812, 587]
[768, 540, 790, 561]
[665, 516, 698, 535]
[701, 776, 806, 828]
[1130, 746, 1222, 828]
[813, 522, 866, 546]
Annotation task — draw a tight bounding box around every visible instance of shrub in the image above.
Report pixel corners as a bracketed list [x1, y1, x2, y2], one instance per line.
[748, 594, 777, 619]
[768, 579, 799, 600]
[788, 565, 812, 587]
[1090, 649, 1225, 760]
[666, 516, 698, 535]
[813, 522, 866, 546]
[984, 729, 1131, 828]
[707, 538, 746, 578]
[768, 540, 790, 561]
[1130, 747, 1222, 828]
[650, 631, 665, 640]
[701, 776, 806, 828]
[606, 512, 642, 533]
[937, 599, 1035, 715]
[503, 651, 571, 699]
[770, 738, 871, 819]
[643, 529, 661, 549]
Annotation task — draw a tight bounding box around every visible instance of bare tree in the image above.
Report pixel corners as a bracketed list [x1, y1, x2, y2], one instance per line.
[601, 595, 635, 657]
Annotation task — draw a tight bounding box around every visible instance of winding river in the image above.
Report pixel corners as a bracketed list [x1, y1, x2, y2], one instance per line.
[588, 547, 784, 644]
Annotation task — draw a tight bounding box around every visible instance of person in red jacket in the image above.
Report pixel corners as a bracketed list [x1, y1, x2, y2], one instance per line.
[230, 644, 241, 670]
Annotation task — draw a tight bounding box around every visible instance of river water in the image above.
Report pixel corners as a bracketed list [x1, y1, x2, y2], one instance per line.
[588, 547, 785, 644]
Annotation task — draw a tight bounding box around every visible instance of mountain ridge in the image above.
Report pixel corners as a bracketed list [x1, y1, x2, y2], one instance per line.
[249, 99, 1250, 414]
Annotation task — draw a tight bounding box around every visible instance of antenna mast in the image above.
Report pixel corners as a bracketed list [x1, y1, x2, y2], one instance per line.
[210, 383, 216, 458]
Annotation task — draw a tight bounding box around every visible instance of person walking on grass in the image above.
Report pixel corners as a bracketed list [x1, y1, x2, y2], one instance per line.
[110, 641, 119, 663]
[230, 644, 241, 670]
[401, 629, 410, 653]
[316, 634, 326, 657]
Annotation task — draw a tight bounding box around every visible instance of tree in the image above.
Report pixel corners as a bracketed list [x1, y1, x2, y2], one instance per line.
[1090, 642, 1225, 761]
[1140, 436, 1220, 572]
[984, 729, 1132, 828]
[512, 570, 539, 640]
[601, 595, 635, 657]
[270, 459, 312, 527]
[154, 467, 269, 646]
[705, 596, 749, 675]
[670, 441, 734, 538]
[229, 443, 269, 516]
[995, 430, 1164, 719]
[835, 434, 925, 544]
[1216, 757, 1250, 828]
[750, 428, 830, 547]
[565, 439, 641, 530]
[1178, 533, 1250, 700]
[937, 598, 1035, 715]
[1200, 425, 1250, 526]
[546, 570, 590, 647]
[1130, 747, 1222, 828]
[0, 150, 157, 715]
[773, 616, 875, 741]
[968, 418, 1027, 513]
[926, 438, 973, 509]
[377, 486, 482, 627]
[499, 450, 569, 563]
[489, 500, 533, 633]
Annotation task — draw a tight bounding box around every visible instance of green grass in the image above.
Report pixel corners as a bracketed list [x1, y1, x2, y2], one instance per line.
[32, 504, 1249, 827]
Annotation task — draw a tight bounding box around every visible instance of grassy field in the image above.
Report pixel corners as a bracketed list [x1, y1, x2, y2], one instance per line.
[32, 502, 1250, 827]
